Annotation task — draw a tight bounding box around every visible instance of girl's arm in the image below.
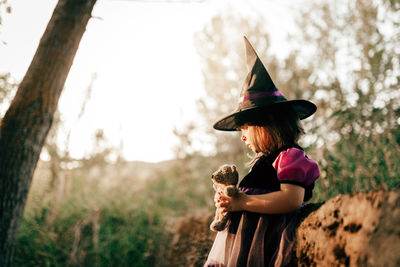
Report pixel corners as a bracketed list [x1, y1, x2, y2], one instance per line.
[217, 184, 305, 214]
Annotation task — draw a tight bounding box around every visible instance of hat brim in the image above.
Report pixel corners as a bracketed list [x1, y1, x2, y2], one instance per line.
[213, 100, 317, 131]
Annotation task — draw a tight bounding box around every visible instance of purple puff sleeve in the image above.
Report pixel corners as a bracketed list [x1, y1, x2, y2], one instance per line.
[272, 148, 320, 187]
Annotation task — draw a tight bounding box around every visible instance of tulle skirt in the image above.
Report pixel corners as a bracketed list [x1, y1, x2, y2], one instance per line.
[204, 209, 299, 267]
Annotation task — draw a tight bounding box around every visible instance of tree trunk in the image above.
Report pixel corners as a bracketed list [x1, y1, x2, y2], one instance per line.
[0, 0, 97, 265]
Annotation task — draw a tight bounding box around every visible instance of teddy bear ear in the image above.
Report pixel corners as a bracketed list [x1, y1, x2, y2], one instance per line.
[231, 165, 237, 172]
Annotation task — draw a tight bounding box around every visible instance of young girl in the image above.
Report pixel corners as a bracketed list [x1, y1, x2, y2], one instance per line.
[204, 37, 320, 267]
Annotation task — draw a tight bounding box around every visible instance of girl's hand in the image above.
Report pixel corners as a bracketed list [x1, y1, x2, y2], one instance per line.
[216, 191, 247, 212]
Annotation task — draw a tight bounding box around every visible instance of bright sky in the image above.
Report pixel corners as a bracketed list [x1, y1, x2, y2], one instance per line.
[0, 0, 296, 163]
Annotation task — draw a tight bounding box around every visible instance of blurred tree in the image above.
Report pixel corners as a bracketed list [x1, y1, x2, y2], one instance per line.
[175, 9, 277, 166]
[0, 0, 11, 42]
[0, 73, 17, 116]
[291, 0, 400, 199]
[175, 6, 320, 168]
[43, 72, 102, 184]
[0, 0, 97, 266]
[0, 1, 15, 111]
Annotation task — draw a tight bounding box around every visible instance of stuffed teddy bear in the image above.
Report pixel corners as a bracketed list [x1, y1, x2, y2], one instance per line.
[210, 164, 240, 232]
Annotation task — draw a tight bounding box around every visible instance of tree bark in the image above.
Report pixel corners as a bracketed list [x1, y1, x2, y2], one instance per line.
[0, 0, 97, 265]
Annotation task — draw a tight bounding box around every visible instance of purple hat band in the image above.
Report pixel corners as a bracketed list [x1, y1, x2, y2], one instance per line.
[240, 90, 283, 103]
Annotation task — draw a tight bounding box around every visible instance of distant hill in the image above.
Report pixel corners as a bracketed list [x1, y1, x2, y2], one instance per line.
[33, 158, 180, 190]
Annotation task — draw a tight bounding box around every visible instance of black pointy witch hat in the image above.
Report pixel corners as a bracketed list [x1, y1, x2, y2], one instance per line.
[213, 36, 317, 131]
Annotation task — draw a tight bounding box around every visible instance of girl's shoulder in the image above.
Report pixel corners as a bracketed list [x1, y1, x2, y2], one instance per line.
[272, 147, 320, 187]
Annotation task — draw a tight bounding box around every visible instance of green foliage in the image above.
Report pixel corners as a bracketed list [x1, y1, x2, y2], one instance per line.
[14, 167, 166, 267]
[139, 155, 249, 217]
[15, 205, 163, 267]
[292, 0, 400, 200]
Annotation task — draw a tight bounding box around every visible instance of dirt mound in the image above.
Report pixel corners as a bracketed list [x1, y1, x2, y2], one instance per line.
[164, 213, 216, 267]
[164, 189, 400, 266]
[296, 189, 400, 266]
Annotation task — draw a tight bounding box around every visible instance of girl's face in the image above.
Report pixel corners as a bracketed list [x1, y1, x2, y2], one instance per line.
[240, 125, 257, 153]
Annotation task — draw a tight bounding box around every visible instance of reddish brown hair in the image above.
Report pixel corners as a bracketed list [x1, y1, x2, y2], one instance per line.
[237, 105, 304, 154]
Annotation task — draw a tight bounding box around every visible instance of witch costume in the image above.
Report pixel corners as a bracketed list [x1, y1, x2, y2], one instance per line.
[204, 37, 320, 267]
